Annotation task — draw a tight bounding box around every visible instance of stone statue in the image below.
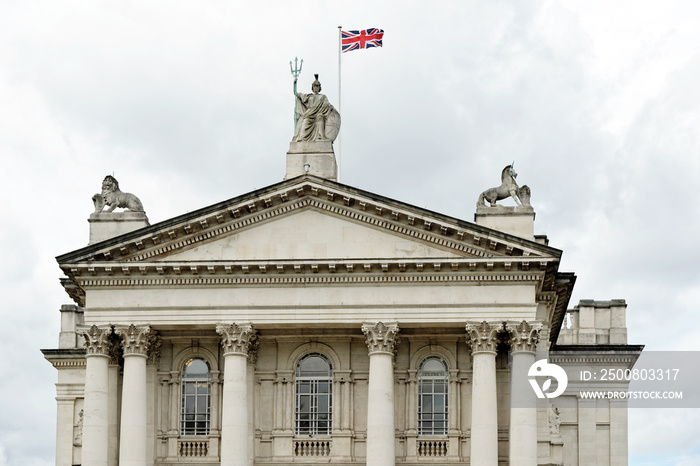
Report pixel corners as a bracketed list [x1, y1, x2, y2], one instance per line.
[74, 409, 84, 445]
[292, 74, 340, 142]
[548, 404, 561, 435]
[477, 164, 531, 208]
[92, 175, 145, 213]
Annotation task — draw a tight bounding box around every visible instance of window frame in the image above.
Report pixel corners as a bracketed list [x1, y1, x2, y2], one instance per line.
[417, 356, 449, 436]
[180, 357, 212, 437]
[294, 353, 333, 437]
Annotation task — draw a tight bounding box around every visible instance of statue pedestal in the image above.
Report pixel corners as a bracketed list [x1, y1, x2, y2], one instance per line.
[474, 206, 535, 240]
[285, 141, 337, 181]
[88, 212, 149, 245]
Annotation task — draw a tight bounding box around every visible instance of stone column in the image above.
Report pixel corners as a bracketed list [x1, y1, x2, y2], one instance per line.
[115, 325, 153, 466]
[506, 321, 542, 466]
[216, 323, 258, 466]
[81, 326, 113, 466]
[465, 321, 501, 466]
[362, 322, 399, 466]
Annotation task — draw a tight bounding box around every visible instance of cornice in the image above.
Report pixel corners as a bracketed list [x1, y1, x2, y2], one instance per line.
[64, 257, 554, 280]
[69, 271, 546, 288]
[41, 348, 87, 369]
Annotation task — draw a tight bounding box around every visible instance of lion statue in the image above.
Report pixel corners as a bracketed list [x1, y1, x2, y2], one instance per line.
[92, 175, 145, 213]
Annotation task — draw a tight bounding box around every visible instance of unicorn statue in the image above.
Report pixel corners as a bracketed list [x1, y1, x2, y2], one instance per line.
[477, 164, 531, 208]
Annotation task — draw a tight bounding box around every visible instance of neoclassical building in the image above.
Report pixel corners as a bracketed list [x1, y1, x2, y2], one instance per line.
[43, 130, 642, 466]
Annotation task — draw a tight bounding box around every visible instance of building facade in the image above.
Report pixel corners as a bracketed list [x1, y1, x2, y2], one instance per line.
[43, 152, 642, 465]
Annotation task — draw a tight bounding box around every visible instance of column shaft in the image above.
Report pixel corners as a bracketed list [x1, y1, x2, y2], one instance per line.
[119, 354, 148, 466]
[83, 355, 110, 466]
[221, 353, 248, 466]
[509, 351, 537, 465]
[471, 351, 498, 465]
[366, 352, 396, 466]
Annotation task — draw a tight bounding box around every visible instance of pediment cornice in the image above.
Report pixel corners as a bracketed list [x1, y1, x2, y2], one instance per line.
[57, 176, 562, 266]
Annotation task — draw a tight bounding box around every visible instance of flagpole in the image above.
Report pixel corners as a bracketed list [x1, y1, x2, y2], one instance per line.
[337, 25, 342, 182]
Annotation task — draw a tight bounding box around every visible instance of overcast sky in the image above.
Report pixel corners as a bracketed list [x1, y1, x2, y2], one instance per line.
[2, 1, 699, 465]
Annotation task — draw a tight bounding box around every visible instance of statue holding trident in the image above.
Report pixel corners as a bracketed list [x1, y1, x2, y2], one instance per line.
[290, 69, 341, 142]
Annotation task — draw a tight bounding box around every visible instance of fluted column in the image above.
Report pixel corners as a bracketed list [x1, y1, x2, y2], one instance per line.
[362, 322, 399, 466]
[217, 323, 258, 466]
[507, 321, 541, 466]
[115, 325, 153, 466]
[81, 326, 113, 466]
[466, 321, 501, 466]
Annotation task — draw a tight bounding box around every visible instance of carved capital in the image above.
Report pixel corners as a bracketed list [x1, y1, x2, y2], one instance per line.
[115, 324, 153, 357]
[506, 320, 542, 353]
[465, 321, 502, 354]
[362, 322, 399, 355]
[82, 325, 113, 356]
[216, 323, 258, 356]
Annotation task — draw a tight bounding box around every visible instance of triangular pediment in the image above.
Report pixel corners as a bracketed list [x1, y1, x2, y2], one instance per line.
[166, 207, 464, 261]
[58, 175, 561, 268]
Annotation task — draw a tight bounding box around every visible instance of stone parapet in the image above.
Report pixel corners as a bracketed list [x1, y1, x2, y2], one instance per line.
[557, 299, 628, 345]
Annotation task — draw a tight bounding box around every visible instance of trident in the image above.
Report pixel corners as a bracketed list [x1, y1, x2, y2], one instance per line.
[289, 57, 303, 131]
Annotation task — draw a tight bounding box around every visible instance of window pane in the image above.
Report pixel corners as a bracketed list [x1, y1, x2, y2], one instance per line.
[422, 395, 433, 412]
[434, 395, 444, 412]
[184, 358, 209, 376]
[299, 395, 310, 413]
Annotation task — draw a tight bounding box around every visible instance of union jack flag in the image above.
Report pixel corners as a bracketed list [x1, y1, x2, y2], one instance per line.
[341, 28, 384, 53]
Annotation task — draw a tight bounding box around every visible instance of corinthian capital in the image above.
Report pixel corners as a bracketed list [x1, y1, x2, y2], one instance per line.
[362, 322, 400, 355]
[115, 324, 153, 356]
[216, 323, 258, 356]
[82, 325, 113, 356]
[506, 321, 542, 353]
[465, 321, 502, 354]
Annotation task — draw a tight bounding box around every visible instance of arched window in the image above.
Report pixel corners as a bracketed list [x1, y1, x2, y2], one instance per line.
[418, 356, 448, 436]
[295, 353, 332, 436]
[181, 357, 211, 436]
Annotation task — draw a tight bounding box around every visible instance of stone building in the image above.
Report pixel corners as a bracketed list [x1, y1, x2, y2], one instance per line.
[43, 124, 642, 466]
